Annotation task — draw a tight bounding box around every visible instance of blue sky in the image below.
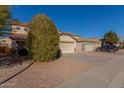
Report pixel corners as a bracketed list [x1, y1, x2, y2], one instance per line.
[11, 5, 124, 38]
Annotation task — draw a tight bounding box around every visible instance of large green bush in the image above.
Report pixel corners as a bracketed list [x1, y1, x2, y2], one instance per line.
[27, 14, 60, 62]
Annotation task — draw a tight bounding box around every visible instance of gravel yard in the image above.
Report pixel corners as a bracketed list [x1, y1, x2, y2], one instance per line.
[0, 57, 90, 88]
[0, 53, 11, 58]
[0, 57, 33, 85]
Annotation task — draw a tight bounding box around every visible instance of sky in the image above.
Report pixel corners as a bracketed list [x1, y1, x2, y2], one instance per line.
[11, 5, 124, 38]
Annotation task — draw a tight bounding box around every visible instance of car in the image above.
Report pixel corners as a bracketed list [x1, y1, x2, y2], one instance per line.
[96, 44, 119, 53]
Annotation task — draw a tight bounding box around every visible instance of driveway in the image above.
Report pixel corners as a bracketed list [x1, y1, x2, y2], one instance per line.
[57, 50, 124, 88]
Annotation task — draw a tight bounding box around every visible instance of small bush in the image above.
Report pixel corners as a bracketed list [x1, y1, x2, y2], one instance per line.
[118, 46, 124, 49]
[18, 48, 28, 56]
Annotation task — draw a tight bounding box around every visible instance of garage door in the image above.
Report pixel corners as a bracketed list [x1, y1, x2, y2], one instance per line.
[82, 42, 95, 52]
[84, 45, 94, 51]
[60, 42, 75, 53]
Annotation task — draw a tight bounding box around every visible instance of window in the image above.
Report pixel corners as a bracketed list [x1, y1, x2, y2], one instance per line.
[16, 26, 20, 30]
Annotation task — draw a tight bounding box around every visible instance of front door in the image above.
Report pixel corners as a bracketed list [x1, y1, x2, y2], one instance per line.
[16, 41, 26, 48]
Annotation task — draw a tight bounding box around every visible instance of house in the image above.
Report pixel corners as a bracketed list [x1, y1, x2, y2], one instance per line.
[7, 21, 101, 54]
[0, 20, 12, 48]
[0, 21, 29, 49]
[59, 32, 101, 53]
[11, 21, 29, 35]
[9, 22, 29, 48]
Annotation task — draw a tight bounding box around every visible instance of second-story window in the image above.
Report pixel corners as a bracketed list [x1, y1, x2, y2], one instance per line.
[16, 26, 20, 30]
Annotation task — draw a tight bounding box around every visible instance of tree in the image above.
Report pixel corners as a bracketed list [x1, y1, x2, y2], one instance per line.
[0, 5, 11, 29]
[27, 14, 60, 62]
[103, 31, 119, 44]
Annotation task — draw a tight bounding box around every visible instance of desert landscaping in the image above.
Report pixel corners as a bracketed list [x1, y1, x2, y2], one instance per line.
[0, 50, 124, 88]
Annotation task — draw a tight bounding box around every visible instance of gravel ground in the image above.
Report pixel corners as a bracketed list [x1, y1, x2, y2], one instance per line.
[0, 53, 10, 58]
[1, 50, 123, 88]
[0, 57, 90, 88]
[0, 58, 31, 83]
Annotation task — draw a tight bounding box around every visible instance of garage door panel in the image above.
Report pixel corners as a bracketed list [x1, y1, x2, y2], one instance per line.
[60, 43, 75, 53]
[82, 42, 95, 52]
[84, 45, 94, 51]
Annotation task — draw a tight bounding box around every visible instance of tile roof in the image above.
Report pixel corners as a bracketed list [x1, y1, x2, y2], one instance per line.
[59, 32, 81, 37]
[60, 32, 101, 43]
[9, 34, 27, 40]
[60, 32, 87, 42]
[12, 21, 28, 27]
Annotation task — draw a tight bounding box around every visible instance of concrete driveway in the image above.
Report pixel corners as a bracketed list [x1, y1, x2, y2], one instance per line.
[57, 50, 124, 88]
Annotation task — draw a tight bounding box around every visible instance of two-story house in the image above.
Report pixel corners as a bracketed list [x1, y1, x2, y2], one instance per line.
[9, 21, 30, 48]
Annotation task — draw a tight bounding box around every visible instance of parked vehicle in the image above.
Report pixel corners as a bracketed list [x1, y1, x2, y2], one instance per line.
[96, 44, 119, 53]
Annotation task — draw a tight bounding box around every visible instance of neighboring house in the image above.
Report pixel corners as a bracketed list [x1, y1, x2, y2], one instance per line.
[118, 36, 124, 47]
[0, 35, 12, 48]
[0, 20, 12, 48]
[0, 35, 12, 53]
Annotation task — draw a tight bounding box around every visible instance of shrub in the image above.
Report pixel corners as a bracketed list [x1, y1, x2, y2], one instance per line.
[118, 46, 124, 49]
[27, 14, 60, 62]
[18, 48, 28, 56]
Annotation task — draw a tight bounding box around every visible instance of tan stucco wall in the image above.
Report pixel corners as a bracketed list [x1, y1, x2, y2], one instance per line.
[60, 35, 76, 43]
[12, 25, 29, 34]
[76, 42, 83, 53]
[5, 38, 12, 45]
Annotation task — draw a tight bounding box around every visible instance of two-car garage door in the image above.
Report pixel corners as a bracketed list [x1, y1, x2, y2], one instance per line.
[59, 42, 75, 54]
[83, 42, 95, 52]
